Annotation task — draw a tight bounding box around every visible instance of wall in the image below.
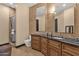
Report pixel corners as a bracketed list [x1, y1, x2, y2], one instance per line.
[55, 7, 74, 32]
[29, 3, 54, 34]
[9, 8, 16, 17]
[39, 15, 45, 31]
[64, 7, 74, 27]
[36, 15, 45, 31]
[53, 5, 78, 38]
[29, 3, 79, 38]
[0, 5, 9, 45]
[46, 3, 75, 38]
[29, 3, 47, 34]
[16, 4, 29, 46]
[74, 4, 79, 34]
[55, 12, 64, 32]
[46, 3, 54, 33]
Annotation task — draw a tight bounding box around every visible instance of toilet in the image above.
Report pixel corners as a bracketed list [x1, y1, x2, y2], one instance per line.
[24, 35, 31, 47]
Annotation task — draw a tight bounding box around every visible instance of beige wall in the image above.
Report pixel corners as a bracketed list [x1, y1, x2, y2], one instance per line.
[39, 15, 45, 31]
[64, 7, 74, 27]
[9, 8, 16, 17]
[0, 5, 9, 45]
[29, 4, 47, 34]
[74, 4, 79, 34]
[46, 3, 54, 33]
[55, 12, 64, 32]
[55, 7, 74, 32]
[36, 15, 45, 31]
[16, 4, 29, 46]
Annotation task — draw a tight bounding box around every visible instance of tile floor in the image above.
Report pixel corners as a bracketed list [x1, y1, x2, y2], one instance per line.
[11, 46, 44, 56]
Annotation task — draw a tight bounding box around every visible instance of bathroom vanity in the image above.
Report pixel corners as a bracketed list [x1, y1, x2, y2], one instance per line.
[31, 33, 79, 56]
[41, 36, 48, 55]
[31, 35, 41, 51]
[29, 3, 79, 56]
[48, 39, 61, 56]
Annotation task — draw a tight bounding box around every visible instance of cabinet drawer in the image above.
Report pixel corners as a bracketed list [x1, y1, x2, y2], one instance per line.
[41, 37, 47, 43]
[41, 38, 47, 48]
[41, 43, 47, 49]
[62, 51, 73, 56]
[62, 43, 79, 56]
[32, 39, 40, 43]
[41, 48, 47, 55]
[48, 45, 61, 56]
[48, 39, 61, 49]
[31, 35, 41, 51]
[41, 37, 48, 55]
[32, 43, 40, 51]
[32, 36, 40, 41]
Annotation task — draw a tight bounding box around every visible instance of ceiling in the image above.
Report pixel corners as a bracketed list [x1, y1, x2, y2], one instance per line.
[55, 3, 75, 15]
[1, 3, 37, 8]
[36, 3, 75, 17]
[36, 6, 46, 17]
[1, 3, 75, 16]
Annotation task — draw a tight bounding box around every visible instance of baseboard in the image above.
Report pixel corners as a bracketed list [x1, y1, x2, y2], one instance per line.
[16, 44, 25, 48]
[0, 43, 9, 46]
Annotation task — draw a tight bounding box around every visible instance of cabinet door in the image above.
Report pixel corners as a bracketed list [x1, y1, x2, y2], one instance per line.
[31, 35, 41, 51]
[62, 43, 79, 56]
[48, 45, 61, 56]
[62, 51, 73, 56]
[48, 39, 61, 49]
[48, 40, 61, 56]
[41, 37, 48, 55]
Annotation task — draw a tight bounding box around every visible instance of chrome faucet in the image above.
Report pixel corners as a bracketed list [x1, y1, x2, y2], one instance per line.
[75, 38, 79, 41]
[47, 32, 52, 37]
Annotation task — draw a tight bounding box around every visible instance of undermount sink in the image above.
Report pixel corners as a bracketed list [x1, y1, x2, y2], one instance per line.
[73, 39, 79, 43]
[52, 37, 63, 39]
[67, 39, 79, 43]
[74, 42, 79, 44]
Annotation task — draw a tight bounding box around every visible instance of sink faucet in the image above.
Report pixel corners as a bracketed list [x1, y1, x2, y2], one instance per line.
[47, 32, 52, 37]
[59, 36, 63, 38]
[75, 38, 79, 41]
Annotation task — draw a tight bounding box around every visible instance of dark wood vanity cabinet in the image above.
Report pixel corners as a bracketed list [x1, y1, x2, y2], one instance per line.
[41, 37, 48, 55]
[31, 35, 62, 56]
[62, 43, 79, 56]
[48, 45, 61, 56]
[31, 35, 41, 51]
[31, 34, 79, 56]
[48, 39, 61, 56]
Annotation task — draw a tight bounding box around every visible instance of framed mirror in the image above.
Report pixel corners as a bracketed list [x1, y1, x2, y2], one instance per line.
[36, 6, 46, 32]
[54, 3, 75, 33]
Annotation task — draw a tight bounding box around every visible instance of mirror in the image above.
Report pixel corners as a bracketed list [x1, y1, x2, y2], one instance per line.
[54, 3, 75, 33]
[36, 6, 46, 32]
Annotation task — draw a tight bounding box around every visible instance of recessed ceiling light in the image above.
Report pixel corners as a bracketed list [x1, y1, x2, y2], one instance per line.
[62, 4, 66, 7]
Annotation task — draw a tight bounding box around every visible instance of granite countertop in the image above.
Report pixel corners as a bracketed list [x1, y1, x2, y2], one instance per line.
[31, 32, 48, 37]
[31, 32, 79, 46]
[50, 37, 79, 46]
